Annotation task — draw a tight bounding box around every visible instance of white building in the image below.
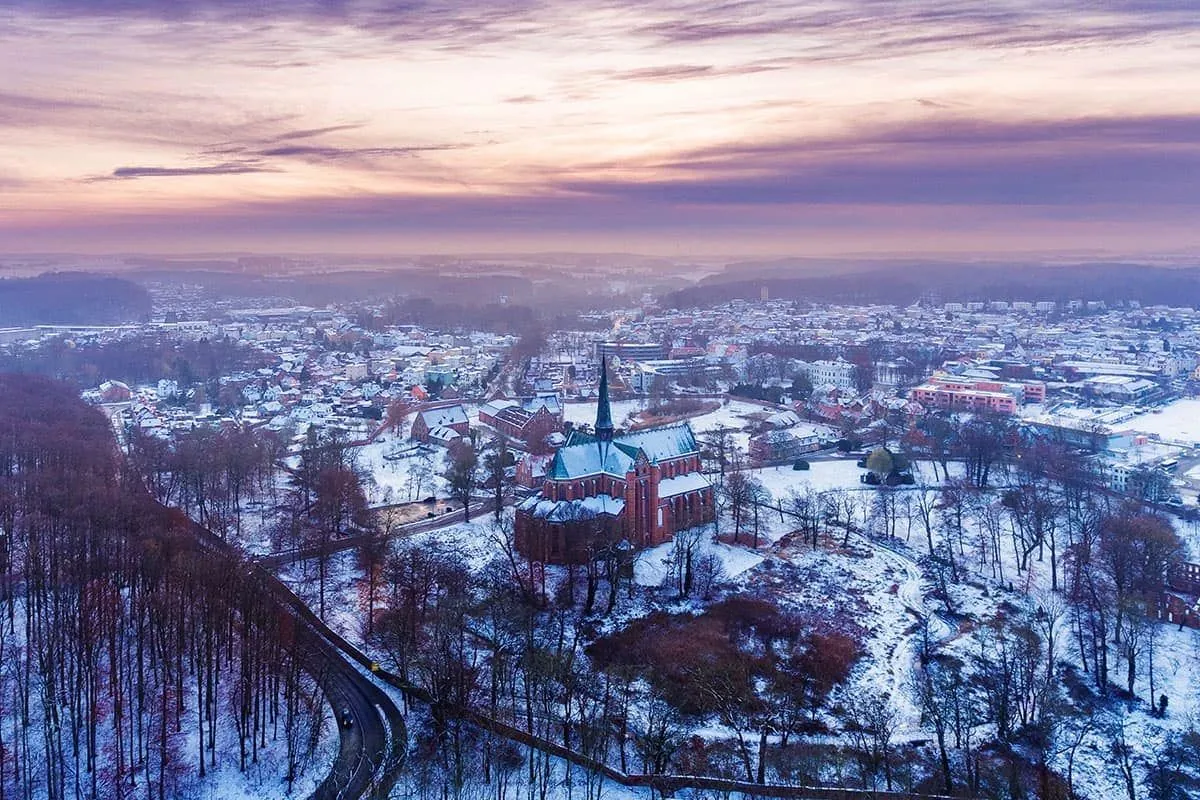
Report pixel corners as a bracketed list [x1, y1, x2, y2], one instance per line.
[798, 359, 857, 391]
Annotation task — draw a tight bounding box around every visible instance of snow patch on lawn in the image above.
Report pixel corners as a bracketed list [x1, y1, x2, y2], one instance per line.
[634, 533, 764, 587]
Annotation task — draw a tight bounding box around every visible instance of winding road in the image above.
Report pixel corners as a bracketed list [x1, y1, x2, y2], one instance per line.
[183, 515, 407, 800]
[261, 566, 406, 800]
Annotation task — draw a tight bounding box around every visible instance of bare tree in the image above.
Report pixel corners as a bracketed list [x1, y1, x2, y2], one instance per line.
[845, 691, 899, 791]
[483, 433, 510, 521]
[701, 425, 736, 483]
[664, 525, 707, 598]
[385, 397, 412, 434]
[912, 655, 961, 795]
[444, 439, 480, 521]
[786, 487, 824, 549]
[634, 695, 685, 777]
[406, 447, 435, 500]
[721, 469, 754, 544]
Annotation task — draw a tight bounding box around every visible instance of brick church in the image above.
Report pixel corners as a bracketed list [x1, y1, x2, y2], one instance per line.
[515, 359, 715, 564]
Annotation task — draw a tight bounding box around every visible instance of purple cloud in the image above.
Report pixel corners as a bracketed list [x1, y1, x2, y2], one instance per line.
[559, 115, 1200, 207]
[105, 162, 274, 179]
[9, 1, 1198, 54]
[3, 1, 1198, 254]
[256, 143, 469, 161]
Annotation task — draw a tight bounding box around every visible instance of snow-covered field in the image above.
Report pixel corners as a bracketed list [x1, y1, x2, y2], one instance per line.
[564, 397, 774, 436]
[752, 459, 864, 498]
[684, 398, 777, 431]
[564, 398, 647, 427]
[1124, 399, 1200, 444]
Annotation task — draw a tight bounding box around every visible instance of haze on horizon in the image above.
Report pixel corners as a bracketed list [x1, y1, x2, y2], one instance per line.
[1, 0, 1198, 258]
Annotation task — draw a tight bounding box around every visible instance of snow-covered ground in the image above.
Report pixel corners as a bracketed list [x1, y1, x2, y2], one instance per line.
[850, 479, 1200, 799]
[354, 431, 449, 506]
[753, 459, 961, 502]
[682, 398, 777, 431]
[752, 459, 863, 498]
[564, 398, 647, 427]
[715, 451, 1200, 796]
[1123, 399, 1200, 445]
[180, 704, 336, 800]
[284, 424, 1200, 799]
[634, 535, 764, 587]
[1, 594, 334, 800]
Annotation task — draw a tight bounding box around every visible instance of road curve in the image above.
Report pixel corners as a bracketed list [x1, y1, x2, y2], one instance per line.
[183, 514, 406, 800]
[257, 566, 406, 800]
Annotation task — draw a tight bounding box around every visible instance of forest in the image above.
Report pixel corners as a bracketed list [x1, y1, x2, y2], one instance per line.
[665, 263, 1200, 310]
[0, 332, 273, 391]
[0, 374, 329, 800]
[0, 275, 150, 326]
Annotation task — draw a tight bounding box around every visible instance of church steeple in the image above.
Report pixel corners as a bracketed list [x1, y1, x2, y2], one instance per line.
[595, 356, 614, 442]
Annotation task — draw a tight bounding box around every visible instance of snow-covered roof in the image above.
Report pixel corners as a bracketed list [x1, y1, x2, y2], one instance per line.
[657, 472, 712, 498]
[546, 422, 699, 480]
[525, 394, 562, 415]
[516, 494, 626, 520]
[480, 399, 519, 417]
[766, 410, 801, 428]
[419, 405, 468, 427]
[548, 440, 637, 479]
[615, 424, 697, 463]
[428, 426, 463, 443]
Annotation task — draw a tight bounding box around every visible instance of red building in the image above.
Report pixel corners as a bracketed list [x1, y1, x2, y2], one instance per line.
[479, 393, 563, 443]
[1162, 562, 1200, 629]
[410, 403, 470, 446]
[515, 360, 714, 564]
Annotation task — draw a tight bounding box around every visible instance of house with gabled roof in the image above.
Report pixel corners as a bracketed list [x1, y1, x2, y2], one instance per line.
[515, 359, 714, 564]
[479, 392, 563, 443]
[411, 403, 470, 446]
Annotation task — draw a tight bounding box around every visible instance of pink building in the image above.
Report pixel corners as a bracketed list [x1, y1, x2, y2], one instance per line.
[910, 375, 1044, 415]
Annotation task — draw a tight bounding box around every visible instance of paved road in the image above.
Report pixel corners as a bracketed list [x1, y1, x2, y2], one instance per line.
[183, 514, 406, 800]
[256, 566, 406, 800]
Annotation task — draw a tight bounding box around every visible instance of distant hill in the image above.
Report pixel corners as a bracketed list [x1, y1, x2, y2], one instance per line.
[666, 261, 1200, 308]
[0, 273, 151, 325]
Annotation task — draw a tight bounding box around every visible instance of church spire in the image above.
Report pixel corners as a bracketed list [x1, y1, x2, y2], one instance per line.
[595, 356, 614, 442]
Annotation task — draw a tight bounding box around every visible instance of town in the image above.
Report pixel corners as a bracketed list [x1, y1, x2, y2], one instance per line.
[5, 1, 1196, 797]
[3, 284, 1200, 799]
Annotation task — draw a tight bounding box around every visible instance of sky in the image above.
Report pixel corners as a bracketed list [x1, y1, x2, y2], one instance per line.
[0, 0, 1198, 257]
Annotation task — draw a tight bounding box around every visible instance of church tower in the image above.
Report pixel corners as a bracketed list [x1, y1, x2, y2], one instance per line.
[595, 356, 614, 443]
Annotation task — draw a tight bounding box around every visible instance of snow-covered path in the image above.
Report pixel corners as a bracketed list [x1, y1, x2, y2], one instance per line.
[857, 534, 953, 741]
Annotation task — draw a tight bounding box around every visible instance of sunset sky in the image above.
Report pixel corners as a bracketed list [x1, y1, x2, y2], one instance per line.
[1, 0, 1198, 256]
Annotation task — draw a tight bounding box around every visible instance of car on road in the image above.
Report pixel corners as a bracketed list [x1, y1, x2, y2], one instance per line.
[340, 707, 354, 729]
